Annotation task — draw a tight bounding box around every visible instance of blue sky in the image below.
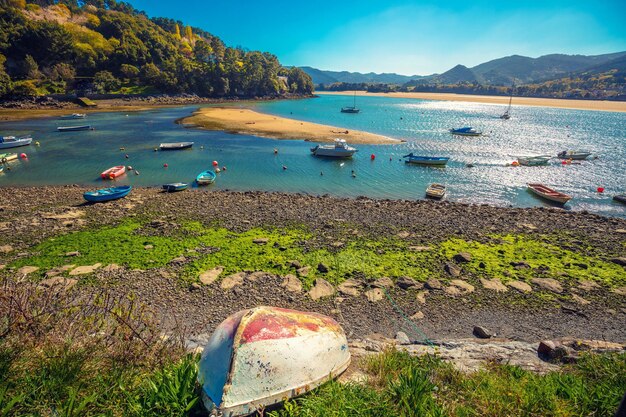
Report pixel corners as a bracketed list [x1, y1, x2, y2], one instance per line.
[129, 0, 626, 75]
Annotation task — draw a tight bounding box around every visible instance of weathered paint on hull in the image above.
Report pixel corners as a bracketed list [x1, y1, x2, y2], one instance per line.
[198, 307, 350, 417]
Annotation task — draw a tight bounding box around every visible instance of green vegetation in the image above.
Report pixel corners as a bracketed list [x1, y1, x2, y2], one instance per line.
[440, 235, 626, 287]
[0, 1, 314, 98]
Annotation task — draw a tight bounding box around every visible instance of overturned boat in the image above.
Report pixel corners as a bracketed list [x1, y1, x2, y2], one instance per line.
[198, 306, 350, 417]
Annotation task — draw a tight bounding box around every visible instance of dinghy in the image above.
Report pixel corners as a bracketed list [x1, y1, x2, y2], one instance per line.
[60, 113, 86, 119]
[100, 165, 126, 179]
[162, 182, 189, 192]
[84, 185, 132, 202]
[557, 150, 591, 160]
[613, 195, 626, 204]
[198, 306, 350, 417]
[196, 170, 216, 185]
[160, 142, 194, 150]
[0, 136, 32, 149]
[449, 127, 482, 136]
[57, 125, 93, 132]
[516, 155, 551, 166]
[527, 183, 572, 205]
[0, 153, 19, 163]
[426, 183, 446, 199]
[403, 153, 449, 166]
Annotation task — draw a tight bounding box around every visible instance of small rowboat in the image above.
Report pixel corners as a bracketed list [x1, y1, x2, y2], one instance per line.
[426, 183, 446, 199]
[614, 195, 626, 204]
[557, 150, 591, 160]
[198, 306, 350, 417]
[60, 113, 86, 119]
[57, 125, 93, 132]
[516, 155, 551, 166]
[403, 153, 449, 166]
[0, 136, 32, 149]
[196, 170, 216, 185]
[100, 165, 126, 179]
[0, 153, 19, 163]
[162, 182, 189, 192]
[450, 126, 482, 136]
[84, 185, 132, 203]
[160, 142, 194, 150]
[527, 183, 572, 205]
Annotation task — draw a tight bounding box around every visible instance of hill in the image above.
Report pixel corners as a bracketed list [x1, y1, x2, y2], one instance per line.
[300, 66, 421, 85]
[0, 1, 314, 99]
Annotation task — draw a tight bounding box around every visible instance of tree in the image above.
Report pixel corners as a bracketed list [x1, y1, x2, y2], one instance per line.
[0, 72, 11, 97]
[174, 23, 181, 40]
[49, 62, 75, 81]
[23, 55, 41, 79]
[93, 70, 120, 93]
[11, 80, 38, 97]
[5, 0, 26, 8]
[184, 25, 193, 40]
[120, 63, 139, 79]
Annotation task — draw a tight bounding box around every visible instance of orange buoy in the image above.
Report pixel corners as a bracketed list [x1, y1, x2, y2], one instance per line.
[370, 154, 375, 160]
[212, 160, 218, 167]
[597, 187, 605, 193]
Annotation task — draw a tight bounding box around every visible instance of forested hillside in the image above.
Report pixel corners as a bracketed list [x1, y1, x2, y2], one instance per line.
[0, 0, 314, 98]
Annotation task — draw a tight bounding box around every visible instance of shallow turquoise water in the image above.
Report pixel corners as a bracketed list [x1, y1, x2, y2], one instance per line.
[0, 95, 624, 218]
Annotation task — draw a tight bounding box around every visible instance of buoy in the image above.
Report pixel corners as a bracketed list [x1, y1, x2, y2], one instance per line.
[128, 166, 133, 170]
[20, 153, 27, 159]
[273, 148, 278, 154]
[120, 147, 125, 151]
[320, 171, 323, 176]
[164, 163, 168, 168]
[135, 170, 140, 175]
[511, 161, 520, 166]
[370, 154, 376, 160]
[597, 187, 605, 193]
[154, 148, 158, 152]
[351, 170, 356, 177]
[561, 160, 567, 165]
[212, 160, 218, 167]
[222, 166, 227, 171]
[125, 154, 129, 159]
[282, 165, 287, 170]
[35, 141, 40, 146]
[200, 146, 204, 149]
[215, 168, 221, 173]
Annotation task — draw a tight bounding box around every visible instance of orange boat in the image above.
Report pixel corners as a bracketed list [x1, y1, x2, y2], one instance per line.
[100, 165, 126, 179]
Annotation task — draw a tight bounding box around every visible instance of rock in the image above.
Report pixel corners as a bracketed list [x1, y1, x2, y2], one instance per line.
[511, 261, 530, 269]
[189, 283, 202, 291]
[571, 294, 590, 305]
[396, 276, 420, 290]
[337, 279, 361, 297]
[308, 278, 334, 300]
[411, 311, 424, 320]
[578, 280, 600, 291]
[365, 288, 384, 302]
[454, 252, 472, 263]
[170, 256, 186, 264]
[253, 238, 269, 245]
[396, 231, 410, 239]
[38, 277, 78, 291]
[102, 263, 121, 272]
[409, 246, 432, 252]
[144, 245, 154, 250]
[612, 286, 626, 296]
[521, 223, 537, 230]
[159, 270, 174, 279]
[372, 276, 394, 288]
[199, 266, 224, 285]
[247, 271, 274, 282]
[507, 280, 532, 293]
[281, 274, 302, 293]
[317, 263, 329, 273]
[444, 286, 461, 297]
[296, 266, 311, 277]
[610, 257, 626, 266]
[444, 262, 461, 277]
[0, 264, 5, 270]
[450, 279, 475, 293]
[65, 251, 80, 257]
[416, 291, 428, 304]
[0, 245, 13, 253]
[537, 340, 557, 358]
[220, 272, 246, 290]
[288, 260, 301, 269]
[616, 229, 626, 234]
[330, 241, 345, 248]
[531, 278, 563, 294]
[480, 278, 508, 292]
[473, 325, 493, 339]
[18, 266, 39, 275]
[45, 269, 62, 278]
[425, 278, 443, 290]
[69, 263, 102, 276]
[395, 331, 411, 344]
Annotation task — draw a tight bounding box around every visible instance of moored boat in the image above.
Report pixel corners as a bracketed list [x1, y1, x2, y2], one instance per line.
[0, 136, 32, 149]
[557, 150, 591, 160]
[403, 153, 449, 166]
[198, 306, 350, 417]
[310, 138, 357, 158]
[527, 183, 572, 205]
[100, 165, 126, 179]
[449, 127, 482, 136]
[516, 155, 551, 166]
[196, 170, 216, 185]
[83, 185, 132, 202]
[0, 153, 19, 163]
[57, 125, 93, 132]
[160, 142, 194, 150]
[162, 182, 189, 192]
[613, 194, 626, 204]
[340, 91, 360, 113]
[60, 113, 86, 119]
[426, 183, 446, 199]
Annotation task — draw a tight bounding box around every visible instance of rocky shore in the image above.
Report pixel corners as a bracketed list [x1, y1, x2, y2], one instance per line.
[1, 187, 625, 354]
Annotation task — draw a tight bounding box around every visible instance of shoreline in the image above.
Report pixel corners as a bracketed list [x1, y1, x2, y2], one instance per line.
[181, 106, 402, 144]
[318, 91, 626, 113]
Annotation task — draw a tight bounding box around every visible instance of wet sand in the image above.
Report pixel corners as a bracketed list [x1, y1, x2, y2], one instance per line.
[318, 91, 626, 113]
[181, 107, 401, 144]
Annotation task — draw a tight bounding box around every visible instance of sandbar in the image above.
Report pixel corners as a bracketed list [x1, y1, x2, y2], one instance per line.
[182, 106, 401, 144]
[318, 91, 626, 113]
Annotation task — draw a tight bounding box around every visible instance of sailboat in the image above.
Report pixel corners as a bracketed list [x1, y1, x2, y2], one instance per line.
[340, 91, 360, 113]
[500, 85, 513, 120]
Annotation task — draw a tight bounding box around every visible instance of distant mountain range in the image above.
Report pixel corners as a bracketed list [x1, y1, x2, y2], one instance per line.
[302, 51, 626, 87]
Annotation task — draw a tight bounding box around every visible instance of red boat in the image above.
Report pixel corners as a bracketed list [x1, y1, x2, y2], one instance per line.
[100, 165, 126, 180]
[527, 183, 572, 205]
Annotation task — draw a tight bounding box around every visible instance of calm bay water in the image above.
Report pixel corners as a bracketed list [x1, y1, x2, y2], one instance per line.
[0, 95, 625, 218]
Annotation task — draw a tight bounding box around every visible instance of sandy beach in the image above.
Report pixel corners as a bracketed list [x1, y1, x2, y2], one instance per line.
[182, 106, 401, 144]
[318, 91, 626, 113]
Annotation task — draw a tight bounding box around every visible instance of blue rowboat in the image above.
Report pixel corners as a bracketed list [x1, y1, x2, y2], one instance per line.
[83, 185, 132, 202]
[403, 153, 450, 166]
[162, 182, 189, 192]
[196, 170, 216, 185]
